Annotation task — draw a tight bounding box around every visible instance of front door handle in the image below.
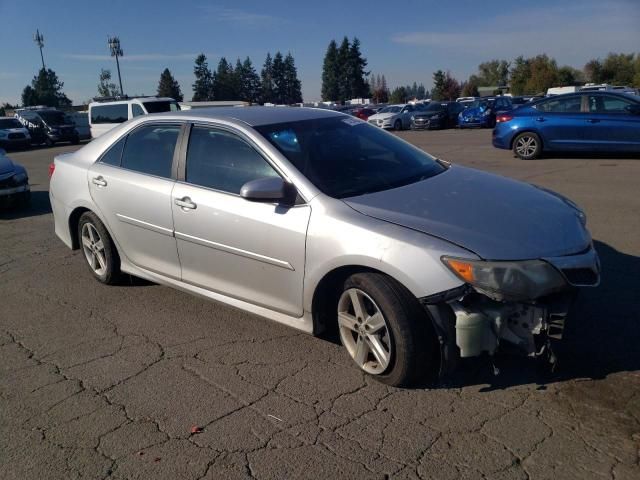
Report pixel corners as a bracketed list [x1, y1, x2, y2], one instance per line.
[536, 117, 546, 122]
[92, 176, 107, 187]
[587, 118, 600, 123]
[175, 196, 197, 210]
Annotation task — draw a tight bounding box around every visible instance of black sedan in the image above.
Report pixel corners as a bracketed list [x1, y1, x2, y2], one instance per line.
[411, 102, 464, 130]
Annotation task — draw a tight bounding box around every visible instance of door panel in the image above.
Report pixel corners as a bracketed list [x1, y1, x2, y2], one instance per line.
[88, 164, 180, 278]
[172, 184, 310, 316]
[87, 122, 182, 278]
[534, 95, 587, 150]
[584, 95, 640, 152]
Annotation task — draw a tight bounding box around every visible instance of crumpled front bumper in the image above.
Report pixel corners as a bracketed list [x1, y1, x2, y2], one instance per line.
[419, 245, 600, 378]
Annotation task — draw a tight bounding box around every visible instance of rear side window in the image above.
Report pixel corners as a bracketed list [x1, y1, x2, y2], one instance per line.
[99, 136, 126, 166]
[120, 124, 181, 178]
[185, 127, 279, 194]
[536, 96, 582, 113]
[91, 104, 128, 124]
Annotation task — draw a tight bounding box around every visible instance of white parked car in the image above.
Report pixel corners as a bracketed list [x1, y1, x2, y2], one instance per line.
[367, 104, 416, 130]
[89, 97, 180, 139]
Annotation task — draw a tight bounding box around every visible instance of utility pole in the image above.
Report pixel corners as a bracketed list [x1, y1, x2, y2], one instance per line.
[108, 36, 124, 96]
[33, 29, 45, 70]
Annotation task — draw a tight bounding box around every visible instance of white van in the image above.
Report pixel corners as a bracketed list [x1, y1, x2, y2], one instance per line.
[88, 97, 180, 138]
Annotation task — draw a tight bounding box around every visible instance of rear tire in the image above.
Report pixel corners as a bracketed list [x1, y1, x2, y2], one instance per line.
[337, 272, 439, 387]
[78, 212, 121, 285]
[513, 132, 542, 160]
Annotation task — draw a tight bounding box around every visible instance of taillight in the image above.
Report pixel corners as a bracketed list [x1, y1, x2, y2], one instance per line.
[48, 162, 55, 178]
[496, 114, 513, 123]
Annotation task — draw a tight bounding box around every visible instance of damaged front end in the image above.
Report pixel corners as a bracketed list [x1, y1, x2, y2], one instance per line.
[420, 247, 600, 378]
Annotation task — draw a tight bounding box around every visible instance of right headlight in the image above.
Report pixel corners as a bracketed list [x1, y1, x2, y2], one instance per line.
[441, 257, 567, 302]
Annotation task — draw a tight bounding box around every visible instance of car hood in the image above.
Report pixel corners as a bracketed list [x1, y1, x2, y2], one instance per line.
[0, 154, 16, 176]
[415, 111, 444, 118]
[369, 112, 396, 121]
[343, 165, 591, 260]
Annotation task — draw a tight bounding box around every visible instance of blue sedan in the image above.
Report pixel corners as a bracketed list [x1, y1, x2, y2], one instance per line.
[492, 91, 640, 159]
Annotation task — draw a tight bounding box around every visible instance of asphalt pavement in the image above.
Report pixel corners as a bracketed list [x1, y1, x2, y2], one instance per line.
[1, 129, 638, 479]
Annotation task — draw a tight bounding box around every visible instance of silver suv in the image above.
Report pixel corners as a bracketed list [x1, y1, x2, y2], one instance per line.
[49, 107, 599, 386]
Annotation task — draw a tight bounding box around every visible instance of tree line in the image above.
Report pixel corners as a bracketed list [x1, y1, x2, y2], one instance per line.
[191, 52, 302, 104]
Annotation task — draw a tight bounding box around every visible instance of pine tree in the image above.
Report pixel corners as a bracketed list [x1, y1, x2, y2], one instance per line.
[282, 53, 303, 104]
[337, 37, 351, 102]
[157, 68, 183, 101]
[272, 52, 286, 104]
[237, 57, 261, 103]
[347, 38, 368, 98]
[21, 68, 71, 108]
[213, 57, 236, 100]
[261, 53, 275, 104]
[431, 70, 446, 101]
[97, 69, 119, 97]
[192, 54, 214, 101]
[321, 40, 339, 101]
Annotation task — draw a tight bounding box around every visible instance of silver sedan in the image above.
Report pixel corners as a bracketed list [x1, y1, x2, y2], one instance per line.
[49, 107, 599, 386]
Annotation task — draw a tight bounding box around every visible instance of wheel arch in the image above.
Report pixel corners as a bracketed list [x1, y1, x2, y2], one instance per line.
[311, 264, 418, 337]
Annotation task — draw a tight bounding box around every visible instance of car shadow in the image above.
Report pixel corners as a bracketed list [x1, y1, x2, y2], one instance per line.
[438, 239, 640, 390]
[0, 191, 52, 220]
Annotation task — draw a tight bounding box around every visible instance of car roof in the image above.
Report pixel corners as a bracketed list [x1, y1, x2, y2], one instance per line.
[156, 106, 344, 127]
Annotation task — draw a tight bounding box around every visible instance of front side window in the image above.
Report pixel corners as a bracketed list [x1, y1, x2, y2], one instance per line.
[120, 124, 180, 178]
[589, 95, 636, 113]
[185, 126, 278, 194]
[132, 104, 145, 117]
[256, 116, 445, 199]
[91, 104, 128, 124]
[143, 101, 181, 113]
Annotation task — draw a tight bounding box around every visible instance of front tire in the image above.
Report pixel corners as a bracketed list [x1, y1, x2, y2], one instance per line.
[337, 273, 439, 387]
[513, 132, 542, 160]
[78, 212, 121, 284]
[394, 120, 402, 131]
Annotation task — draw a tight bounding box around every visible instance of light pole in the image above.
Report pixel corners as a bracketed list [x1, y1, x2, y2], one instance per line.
[33, 29, 45, 70]
[108, 36, 124, 96]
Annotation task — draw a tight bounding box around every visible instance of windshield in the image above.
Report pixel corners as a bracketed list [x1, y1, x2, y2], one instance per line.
[378, 106, 401, 114]
[256, 116, 446, 199]
[0, 119, 23, 129]
[142, 101, 181, 113]
[468, 99, 495, 109]
[37, 111, 67, 126]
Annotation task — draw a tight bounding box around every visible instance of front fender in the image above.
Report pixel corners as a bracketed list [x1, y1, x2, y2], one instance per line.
[302, 197, 475, 312]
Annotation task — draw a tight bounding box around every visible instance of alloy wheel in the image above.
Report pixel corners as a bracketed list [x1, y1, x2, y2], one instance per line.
[338, 288, 392, 375]
[515, 135, 538, 158]
[81, 222, 107, 276]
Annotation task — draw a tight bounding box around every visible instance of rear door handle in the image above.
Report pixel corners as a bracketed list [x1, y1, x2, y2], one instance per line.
[175, 196, 197, 210]
[536, 117, 546, 122]
[92, 176, 107, 187]
[587, 118, 600, 123]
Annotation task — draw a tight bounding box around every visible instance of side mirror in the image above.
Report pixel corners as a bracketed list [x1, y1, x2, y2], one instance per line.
[240, 177, 297, 206]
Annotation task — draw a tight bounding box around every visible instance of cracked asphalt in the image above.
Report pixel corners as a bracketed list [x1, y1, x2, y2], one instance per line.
[1, 128, 639, 479]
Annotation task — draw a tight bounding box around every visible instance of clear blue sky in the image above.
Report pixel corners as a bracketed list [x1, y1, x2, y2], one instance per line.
[1, 0, 638, 105]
